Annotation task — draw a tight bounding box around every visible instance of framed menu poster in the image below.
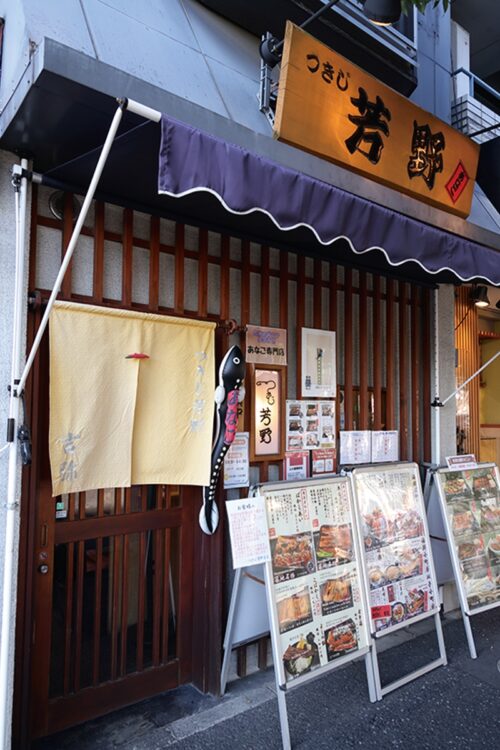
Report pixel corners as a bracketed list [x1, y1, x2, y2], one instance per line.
[261, 477, 370, 687]
[435, 464, 500, 614]
[351, 463, 440, 636]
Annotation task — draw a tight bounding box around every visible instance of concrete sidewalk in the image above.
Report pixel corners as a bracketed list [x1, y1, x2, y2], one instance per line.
[35, 608, 500, 750]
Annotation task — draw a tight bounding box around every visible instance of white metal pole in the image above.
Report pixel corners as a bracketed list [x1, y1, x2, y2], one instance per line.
[123, 98, 161, 122]
[17, 103, 125, 394]
[0, 158, 29, 750]
[442, 350, 500, 406]
[431, 288, 441, 466]
[1, 100, 126, 749]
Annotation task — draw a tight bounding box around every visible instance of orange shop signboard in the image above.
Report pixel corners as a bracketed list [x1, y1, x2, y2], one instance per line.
[274, 22, 479, 218]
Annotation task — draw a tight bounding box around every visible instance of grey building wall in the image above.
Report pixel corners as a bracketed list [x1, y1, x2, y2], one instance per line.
[0, 151, 31, 745]
[411, 4, 452, 122]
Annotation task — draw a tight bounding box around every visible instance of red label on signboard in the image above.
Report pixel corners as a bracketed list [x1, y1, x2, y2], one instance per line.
[371, 605, 391, 620]
[445, 161, 469, 203]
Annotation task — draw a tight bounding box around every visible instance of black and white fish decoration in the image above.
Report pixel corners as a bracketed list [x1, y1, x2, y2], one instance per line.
[200, 345, 246, 535]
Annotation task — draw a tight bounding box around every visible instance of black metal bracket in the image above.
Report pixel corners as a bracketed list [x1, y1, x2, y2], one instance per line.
[260, 0, 340, 67]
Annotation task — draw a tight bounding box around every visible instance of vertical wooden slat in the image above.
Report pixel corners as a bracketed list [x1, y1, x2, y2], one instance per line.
[174, 223, 185, 314]
[297, 255, 306, 397]
[152, 529, 163, 667]
[422, 288, 431, 462]
[79, 492, 86, 521]
[297, 256, 306, 330]
[313, 259, 322, 328]
[241, 240, 250, 325]
[220, 235, 230, 320]
[110, 535, 122, 681]
[236, 647, 247, 677]
[161, 528, 171, 663]
[61, 192, 74, 298]
[97, 489, 105, 518]
[344, 269, 354, 430]
[373, 275, 382, 430]
[198, 228, 208, 318]
[63, 543, 74, 695]
[149, 215, 160, 311]
[122, 208, 133, 307]
[261, 245, 270, 326]
[120, 531, 129, 677]
[359, 272, 369, 429]
[279, 251, 288, 329]
[28, 183, 38, 290]
[92, 536, 103, 685]
[68, 493, 76, 521]
[93, 201, 105, 303]
[386, 279, 395, 429]
[411, 286, 421, 462]
[136, 531, 147, 671]
[399, 282, 409, 460]
[329, 264, 337, 331]
[73, 540, 85, 692]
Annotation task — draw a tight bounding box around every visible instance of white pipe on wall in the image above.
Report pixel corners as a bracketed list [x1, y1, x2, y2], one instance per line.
[432, 287, 441, 466]
[0, 158, 29, 750]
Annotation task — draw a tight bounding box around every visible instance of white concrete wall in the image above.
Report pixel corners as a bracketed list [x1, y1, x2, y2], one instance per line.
[431, 284, 457, 462]
[0, 150, 31, 746]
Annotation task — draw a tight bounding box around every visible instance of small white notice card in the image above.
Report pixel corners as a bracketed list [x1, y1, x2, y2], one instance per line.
[445, 454, 477, 470]
[339, 431, 371, 465]
[226, 496, 271, 569]
[371, 431, 399, 463]
[224, 432, 250, 489]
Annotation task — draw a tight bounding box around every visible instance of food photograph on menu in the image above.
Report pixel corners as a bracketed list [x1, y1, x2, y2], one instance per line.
[437, 466, 500, 611]
[324, 617, 359, 661]
[352, 465, 438, 633]
[264, 481, 369, 683]
[319, 574, 354, 616]
[276, 585, 314, 634]
[314, 524, 353, 568]
[271, 532, 316, 583]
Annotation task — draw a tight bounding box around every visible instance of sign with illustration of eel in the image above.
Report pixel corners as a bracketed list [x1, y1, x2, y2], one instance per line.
[200, 345, 246, 534]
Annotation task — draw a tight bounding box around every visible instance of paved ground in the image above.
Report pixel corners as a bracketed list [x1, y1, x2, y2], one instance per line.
[35, 609, 500, 750]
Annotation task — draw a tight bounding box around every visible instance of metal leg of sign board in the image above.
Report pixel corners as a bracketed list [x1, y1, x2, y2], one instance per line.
[220, 566, 269, 695]
[462, 612, 478, 660]
[370, 612, 447, 700]
[364, 652, 378, 703]
[276, 685, 292, 750]
[220, 567, 244, 695]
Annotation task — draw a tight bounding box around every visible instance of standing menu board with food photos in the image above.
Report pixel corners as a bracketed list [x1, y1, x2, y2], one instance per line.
[435, 464, 500, 614]
[352, 463, 440, 635]
[262, 477, 370, 687]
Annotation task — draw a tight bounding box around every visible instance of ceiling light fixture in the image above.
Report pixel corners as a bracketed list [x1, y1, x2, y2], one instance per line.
[471, 285, 490, 308]
[363, 0, 402, 27]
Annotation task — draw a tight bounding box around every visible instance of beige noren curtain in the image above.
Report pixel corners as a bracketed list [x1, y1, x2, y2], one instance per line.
[49, 301, 215, 496]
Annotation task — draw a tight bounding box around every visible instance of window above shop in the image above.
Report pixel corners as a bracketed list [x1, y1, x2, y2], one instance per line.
[197, 0, 418, 95]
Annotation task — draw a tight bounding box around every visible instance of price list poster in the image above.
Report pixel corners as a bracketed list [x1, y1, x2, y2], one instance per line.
[437, 465, 500, 612]
[352, 465, 439, 634]
[264, 479, 369, 685]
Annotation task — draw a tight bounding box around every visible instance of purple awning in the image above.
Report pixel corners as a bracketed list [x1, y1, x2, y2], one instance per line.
[158, 115, 500, 286]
